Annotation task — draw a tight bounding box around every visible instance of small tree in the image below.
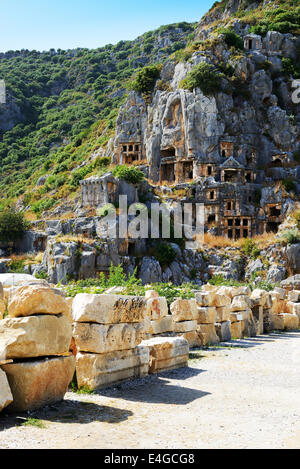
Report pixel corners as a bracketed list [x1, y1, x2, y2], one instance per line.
[0, 209, 30, 245]
[128, 65, 162, 94]
[112, 165, 145, 185]
[181, 63, 222, 95]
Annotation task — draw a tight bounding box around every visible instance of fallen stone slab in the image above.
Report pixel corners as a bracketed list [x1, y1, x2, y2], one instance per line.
[174, 320, 197, 333]
[273, 314, 299, 331]
[181, 331, 202, 348]
[287, 291, 300, 303]
[231, 295, 253, 312]
[285, 302, 300, 318]
[147, 316, 174, 335]
[7, 284, 69, 318]
[73, 322, 144, 354]
[196, 292, 231, 308]
[170, 299, 197, 322]
[0, 273, 43, 288]
[230, 313, 243, 323]
[281, 275, 300, 291]
[0, 368, 13, 412]
[72, 294, 147, 324]
[146, 297, 168, 321]
[252, 306, 264, 335]
[217, 286, 251, 298]
[215, 321, 232, 342]
[141, 337, 189, 374]
[197, 323, 220, 346]
[1, 355, 75, 413]
[197, 307, 217, 324]
[76, 347, 149, 390]
[216, 306, 231, 322]
[230, 321, 243, 340]
[0, 315, 72, 360]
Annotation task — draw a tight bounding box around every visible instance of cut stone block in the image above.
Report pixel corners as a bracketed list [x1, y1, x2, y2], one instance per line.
[285, 302, 300, 318]
[145, 290, 159, 299]
[216, 306, 231, 322]
[195, 292, 215, 307]
[76, 347, 149, 390]
[2, 356, 75, 412]
[0, 315, 72, 361]
[273, 314, 299, 331]
[181, 331, 202, 348]
[197, 307, 217, 324]
[230, 321, 243, 340]
[197, 324, 219, 346]
[170, 299, 197, 322]
[287, 291, 300, 303]
[0, 368, 13, 412]
[274, 287, 286, 300]
[231, 295, 253, 312]
[148, 316, 174, 335]
[73, 322, 144, 354]
[141, 337, 189, 374]
[263, 309, 275, 334]
[146, 297, 168, 321]
[217, 286, 251, 298]
[230, 313, 243, 323]
[174, 320, 197, 333]
[215, 321, 232, 342]
[7, 284, 69, 318]
[252, 305, 264, 335]
[72, 294, 147, 324]
[0, 299, 5, 320]
[250, 289, 267, 307]
[241, 311, 257, 337]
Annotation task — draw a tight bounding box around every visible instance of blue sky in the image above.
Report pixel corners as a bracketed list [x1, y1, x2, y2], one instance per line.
[0, 0, 215, 52]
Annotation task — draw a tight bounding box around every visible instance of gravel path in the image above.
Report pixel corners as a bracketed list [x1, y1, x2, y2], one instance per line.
[0, 331, 299, 449]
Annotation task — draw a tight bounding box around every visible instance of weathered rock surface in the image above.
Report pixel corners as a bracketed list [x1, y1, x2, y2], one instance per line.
[141, 337, 189, 374]
[8, 284, 69, 318]
[0, 315, 72, 360]
[170, 299, 198, 322]
[197, 323, 219, 346]
[76, 347, 149, 390]
[72, 294, 147, 324]
[73, 322, 144, 354]
[2, 356, 75, 412]
[146, 297, 168, 320]
[147, 316, 174, 335]
[0, 368, 13, 412]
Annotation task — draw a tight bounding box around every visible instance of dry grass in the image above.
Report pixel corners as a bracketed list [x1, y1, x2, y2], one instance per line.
[55, 235, 95, 245]
[203, 232, 278, 250]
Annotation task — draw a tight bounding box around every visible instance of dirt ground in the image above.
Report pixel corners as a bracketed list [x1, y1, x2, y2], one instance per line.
[0, 331, 299, 449]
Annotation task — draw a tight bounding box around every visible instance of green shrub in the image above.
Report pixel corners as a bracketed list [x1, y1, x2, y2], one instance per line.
[31, 198, 56, 216]
[282, 178, 297, 193]
[281, 229, 300, 245]
[0, 209, 30, 244]
[153, 242, 177, 266]
[294, 210, 300, 230]
[112, 165, 145, 184]
[293, 150, 300, 163]
[150, 282, 196, 306]
[181, 63, 222, 95]
[128, 65, 162, 93]
[242, 239, 260, 259]
[219, 29, 244, 50]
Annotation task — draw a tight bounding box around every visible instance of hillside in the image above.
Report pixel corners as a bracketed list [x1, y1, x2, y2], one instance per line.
[0, 22, 196, 215]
